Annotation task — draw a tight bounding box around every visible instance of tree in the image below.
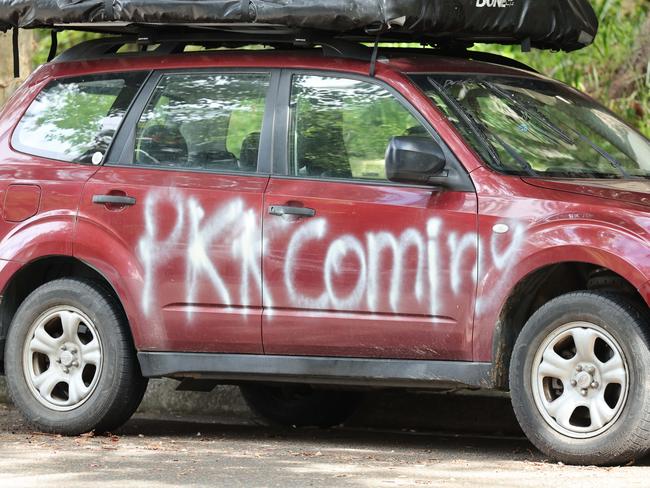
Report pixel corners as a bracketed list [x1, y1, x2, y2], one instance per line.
[0, 30, 35, 106]
[609, 14, 650, 119]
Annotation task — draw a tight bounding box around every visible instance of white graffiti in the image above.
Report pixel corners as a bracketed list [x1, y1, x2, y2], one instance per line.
[366, 229, 425, 312]
[283, 218, 328, 309]
[138, 189, 185, 316]
[138, 191, 525, 318]
[138, 191, 265, 317]
[427, 219, 442, 317]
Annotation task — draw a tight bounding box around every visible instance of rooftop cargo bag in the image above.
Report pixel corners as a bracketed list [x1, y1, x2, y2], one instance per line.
[0, 0, 598, 52]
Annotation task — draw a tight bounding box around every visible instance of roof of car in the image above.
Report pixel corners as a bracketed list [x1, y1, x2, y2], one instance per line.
[41, 45, 541, 83]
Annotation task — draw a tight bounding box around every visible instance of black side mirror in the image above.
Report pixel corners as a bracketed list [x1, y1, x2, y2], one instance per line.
[385, 136, 447, 185]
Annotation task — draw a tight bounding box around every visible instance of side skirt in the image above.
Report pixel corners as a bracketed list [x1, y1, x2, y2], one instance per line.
[138, 352, 494, 389]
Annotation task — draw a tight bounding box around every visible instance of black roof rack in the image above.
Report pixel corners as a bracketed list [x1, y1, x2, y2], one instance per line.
[51, 30, 538, 75]
[52, 30, 374, 63]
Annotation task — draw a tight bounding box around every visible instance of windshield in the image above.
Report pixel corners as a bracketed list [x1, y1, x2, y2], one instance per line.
[411, 75, 650, 179]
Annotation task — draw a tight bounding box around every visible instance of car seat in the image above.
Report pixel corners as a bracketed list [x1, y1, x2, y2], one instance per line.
[239, 132, 260, 172]
[136, 124, 189, 166]
[296, 112, 352, 178]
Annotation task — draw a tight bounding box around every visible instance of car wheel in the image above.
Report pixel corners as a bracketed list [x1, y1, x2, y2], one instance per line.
[4, 278, 148, 434]
[240, 384, 362, 428]
[510, 292, 650, 465]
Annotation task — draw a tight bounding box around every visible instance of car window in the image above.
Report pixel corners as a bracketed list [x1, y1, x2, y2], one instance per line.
[13, 72, 146, 164]
[412, 75, 650, 179]
[288, 75, 433, 181]
[133, 73, 270, 173]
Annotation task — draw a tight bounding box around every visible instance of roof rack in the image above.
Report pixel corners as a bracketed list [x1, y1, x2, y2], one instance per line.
[51, 30, 537, 75]
[52, 29, 374, 63]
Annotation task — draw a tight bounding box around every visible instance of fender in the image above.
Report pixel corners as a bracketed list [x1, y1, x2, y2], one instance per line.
[475, 217, 650, 362]
[73, 214, 154, 351]
[0, 210, 74, 262]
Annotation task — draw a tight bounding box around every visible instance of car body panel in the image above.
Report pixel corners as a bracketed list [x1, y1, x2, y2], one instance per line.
[0, 48, 646, 375]
[522, 178, 650, 209]
[0, 79, 98, 262]
[471, 167, 650, 360]
[76, 165, 269, 353]
[262, 178, 478, 360]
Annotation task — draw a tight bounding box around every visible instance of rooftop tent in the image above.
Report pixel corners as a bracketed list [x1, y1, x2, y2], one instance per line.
[0, 0, 598, 52]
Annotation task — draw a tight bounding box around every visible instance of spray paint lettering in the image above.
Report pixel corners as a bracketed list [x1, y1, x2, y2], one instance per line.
[138, 192, 525, 317]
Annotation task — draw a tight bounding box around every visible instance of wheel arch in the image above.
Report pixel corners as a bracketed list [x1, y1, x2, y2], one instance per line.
[491, 260, 647, 390]
[0, 255, 135, 373]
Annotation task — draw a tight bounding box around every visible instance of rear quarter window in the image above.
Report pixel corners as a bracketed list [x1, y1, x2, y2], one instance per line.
[12, 72, 147, 164]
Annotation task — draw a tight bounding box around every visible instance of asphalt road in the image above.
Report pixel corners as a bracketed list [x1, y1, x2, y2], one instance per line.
[1, 401, 650, 488]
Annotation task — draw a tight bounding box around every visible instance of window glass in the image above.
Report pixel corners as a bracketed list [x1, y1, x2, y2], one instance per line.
[412, 75, 650, 179]
[289, 75, 432, 181]
[133, 73, 270, 172]
[13, 73, 145, 164]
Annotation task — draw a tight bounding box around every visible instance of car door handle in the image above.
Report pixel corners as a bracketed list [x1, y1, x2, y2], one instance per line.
[269, 205, 316, 218]
[92, 194, 137, 206]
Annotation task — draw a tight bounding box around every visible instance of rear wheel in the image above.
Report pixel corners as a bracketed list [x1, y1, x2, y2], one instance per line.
[510, 292, 650, 465]
[240, 384, 361, 428]
[4, 278, 147, 434]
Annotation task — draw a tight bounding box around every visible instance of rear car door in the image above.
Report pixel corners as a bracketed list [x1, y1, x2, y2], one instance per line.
[76, 69, 277, 353]
[262, 71, 479, 360]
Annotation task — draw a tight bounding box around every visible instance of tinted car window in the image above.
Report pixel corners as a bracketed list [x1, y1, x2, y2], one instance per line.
[13, 72, 146, 164]
[289, 75, 432, 181]
[133, 73, 270, 172]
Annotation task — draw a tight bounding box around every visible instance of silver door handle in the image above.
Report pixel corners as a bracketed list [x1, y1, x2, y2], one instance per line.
[268, 205, 316, 218]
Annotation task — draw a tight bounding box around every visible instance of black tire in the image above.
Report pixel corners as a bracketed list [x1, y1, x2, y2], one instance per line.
[4, 278, 148, 434]
[240, 384, 361, 428]
[510, 292, 650, 465]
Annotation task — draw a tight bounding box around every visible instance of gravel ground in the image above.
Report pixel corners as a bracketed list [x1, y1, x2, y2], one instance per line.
[1, 403, 649, 488]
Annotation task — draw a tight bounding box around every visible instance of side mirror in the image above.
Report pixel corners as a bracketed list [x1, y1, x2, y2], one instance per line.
[385, 136, 447, 185]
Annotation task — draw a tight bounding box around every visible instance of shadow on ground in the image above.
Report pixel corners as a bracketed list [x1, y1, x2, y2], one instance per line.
[2, 391, 650, 488]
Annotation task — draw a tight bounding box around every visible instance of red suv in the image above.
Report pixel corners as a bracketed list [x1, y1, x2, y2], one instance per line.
[1, 36, 649, 466]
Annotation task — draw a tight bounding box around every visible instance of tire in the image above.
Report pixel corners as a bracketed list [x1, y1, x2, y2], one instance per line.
[4, 278, 148, 434]
[240, 384, 362, 428]
[510, 291, 650, 465]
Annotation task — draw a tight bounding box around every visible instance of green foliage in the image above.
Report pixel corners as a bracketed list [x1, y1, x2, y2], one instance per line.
[474, 0, 649, 138]
[33, 30, 100, 66]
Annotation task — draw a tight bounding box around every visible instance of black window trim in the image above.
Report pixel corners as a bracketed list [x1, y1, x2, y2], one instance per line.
[105, 67, 281, 177]
[272, 68, 475, 192]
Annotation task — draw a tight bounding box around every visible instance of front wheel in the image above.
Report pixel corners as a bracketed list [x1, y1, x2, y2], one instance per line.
[510, 292, 650, 465]
[4, 278, 148, 434]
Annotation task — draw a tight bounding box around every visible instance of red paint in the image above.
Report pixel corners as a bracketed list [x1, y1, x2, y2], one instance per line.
[0, 49, 647, 366]
[263, 178, 477, 360]
[3, 184, 41, 222]
[75, 165, 269, 353]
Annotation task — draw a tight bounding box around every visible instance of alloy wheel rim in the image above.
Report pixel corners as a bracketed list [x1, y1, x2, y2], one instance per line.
[22, 306, 103, 411]
[531, 321, 629, 439]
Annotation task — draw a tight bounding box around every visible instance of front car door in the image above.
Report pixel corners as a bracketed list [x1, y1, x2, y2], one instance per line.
[262, 71, 479, 360]
[76, 69, 277, 353]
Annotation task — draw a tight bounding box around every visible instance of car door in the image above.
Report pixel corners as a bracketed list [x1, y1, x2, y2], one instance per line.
[262, 71, 479, 360]
[76, 69, 277, 353]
